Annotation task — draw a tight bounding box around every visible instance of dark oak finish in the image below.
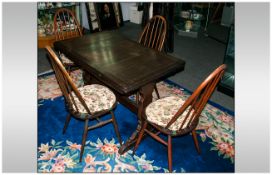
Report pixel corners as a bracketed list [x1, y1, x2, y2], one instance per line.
[45, 46, 122, 162]
[53, 31, 185, 154]
[133, 64, 227, 172]
[54, 31, 184, 95]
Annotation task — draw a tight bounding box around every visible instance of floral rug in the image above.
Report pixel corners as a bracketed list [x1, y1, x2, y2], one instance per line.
[38, 70, 234, 172]
[38, 138, 181, 173]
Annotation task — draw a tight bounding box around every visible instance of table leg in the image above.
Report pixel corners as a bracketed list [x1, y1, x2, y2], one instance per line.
[83, 70, 93, 85]
[118, 82, 155, 154]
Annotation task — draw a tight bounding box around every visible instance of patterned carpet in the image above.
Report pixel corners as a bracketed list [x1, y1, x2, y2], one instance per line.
[38, 69, 234, 172]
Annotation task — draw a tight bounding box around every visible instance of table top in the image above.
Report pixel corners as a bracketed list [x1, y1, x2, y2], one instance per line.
[54, 31, 185, 94]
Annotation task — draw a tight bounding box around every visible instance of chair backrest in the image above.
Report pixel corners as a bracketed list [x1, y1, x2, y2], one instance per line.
[54, 8, 83, 41]
[165, 64, 227, 131]
[138, 15, 167, 52]
[45, 46, 91, 116]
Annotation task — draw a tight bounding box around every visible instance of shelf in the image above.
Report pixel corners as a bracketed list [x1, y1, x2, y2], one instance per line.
[174, 24, 198, 38]
[176, 29, 198, 38]
[38, 35, 55, 48]
[38, 2, 82, 48]
[174, 3, 209, 38]
[174, 19, 202, 37]
[38, 3, 77, 11]
[38, 27, 84, 48]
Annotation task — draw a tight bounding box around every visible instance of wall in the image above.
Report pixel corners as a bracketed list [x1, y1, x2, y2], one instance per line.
[80, 2, 89, 30]
[120, 2, 136, 21]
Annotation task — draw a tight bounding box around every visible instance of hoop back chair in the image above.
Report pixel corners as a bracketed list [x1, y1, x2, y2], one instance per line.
[54, 8, 83, 41]
[53, 8, 83, 71]
[133, 64, 227, 172]
[138, 15, 167, 52]
[137, 15, 167, 103]
[45, 46, 122, 162]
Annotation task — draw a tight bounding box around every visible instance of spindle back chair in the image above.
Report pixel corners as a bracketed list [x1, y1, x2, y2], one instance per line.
[136, 15, 167, 102]
[53, 8, 83, 72]
[133, 64, 227, 172]
[45, 46, 122, 162]
[138, 15, 167, 52]
[54, 8, 83, 41]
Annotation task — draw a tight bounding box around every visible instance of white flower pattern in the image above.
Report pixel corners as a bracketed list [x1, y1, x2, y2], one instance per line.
[60, 53, 75, 65]
[145, 96, 193, 131]
[71, 84, 116, 114]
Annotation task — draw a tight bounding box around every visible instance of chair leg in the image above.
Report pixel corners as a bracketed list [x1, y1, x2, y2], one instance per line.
[154, 84, 160, 99]
[192, 130, 201, 154]
[79, 119, 89, 162]
[167, 135, 173, 173]
[136, 92, 140, 104]
[110, 111, 122, 146]
[133, 121, 148, 154]
[63, 113, 72, 134]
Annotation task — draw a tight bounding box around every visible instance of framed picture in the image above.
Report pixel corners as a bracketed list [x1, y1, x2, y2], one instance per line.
[112, 3, 124, 27]
[97, 3, 118, 30]
[85, 2, 102, 32]
[85, 2, 123, 32]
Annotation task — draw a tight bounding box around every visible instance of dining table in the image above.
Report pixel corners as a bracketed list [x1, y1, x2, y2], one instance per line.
[54, 30, 186, 154]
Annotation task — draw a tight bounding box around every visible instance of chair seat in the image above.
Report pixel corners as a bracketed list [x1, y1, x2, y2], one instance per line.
[60, 53, 75, 65]
[145, 96, 193, 132]
[71, 84, 116, 114]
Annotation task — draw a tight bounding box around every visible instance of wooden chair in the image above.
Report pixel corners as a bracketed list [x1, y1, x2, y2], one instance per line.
[138, 15, 167, 52]
[136, 15, 167, 103]
[133, 64, 227, 172]
[53, 8, 83, 72]
[45, 46, 122, 162]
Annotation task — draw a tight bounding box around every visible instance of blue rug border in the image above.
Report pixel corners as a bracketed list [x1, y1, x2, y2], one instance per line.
[164, 79, 234, 116]
[38, 72, 234, 116]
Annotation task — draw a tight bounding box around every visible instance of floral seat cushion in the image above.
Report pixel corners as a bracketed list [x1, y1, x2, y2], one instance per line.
[71, 84, 116, 114]
[60, 53, 75, 65]
[145, 96, 193, 131]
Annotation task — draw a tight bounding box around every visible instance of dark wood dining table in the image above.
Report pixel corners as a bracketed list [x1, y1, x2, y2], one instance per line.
[54, 30, 185, 154]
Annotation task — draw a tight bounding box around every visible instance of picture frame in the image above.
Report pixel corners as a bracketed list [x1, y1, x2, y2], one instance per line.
[85, 2, 123, 32]
[85, 2, 102, 32]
